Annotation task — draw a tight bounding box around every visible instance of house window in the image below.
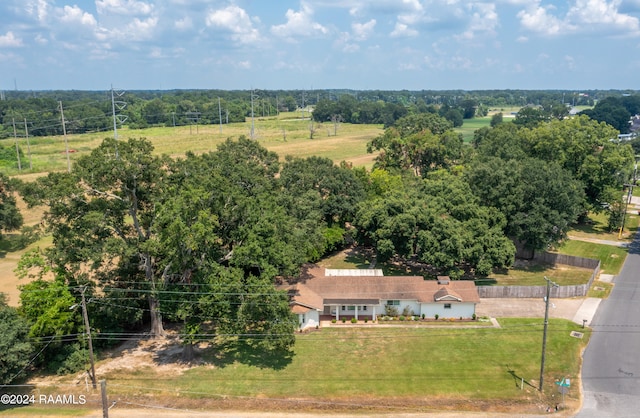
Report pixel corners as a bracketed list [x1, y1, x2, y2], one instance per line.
[341, 305, 346, 311]
[362, 306, 367, 311]
[348, 306, 356, 311]
[444, 303, 452, 309]
[387, 300, 400, 306]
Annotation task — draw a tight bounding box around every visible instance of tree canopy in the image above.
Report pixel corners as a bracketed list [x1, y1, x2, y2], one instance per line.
[0, 173, 23, 238]
[0, 294, 33, 384]
[354, 172, 515, 277]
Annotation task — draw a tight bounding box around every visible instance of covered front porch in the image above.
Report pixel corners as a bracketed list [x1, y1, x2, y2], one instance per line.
[323, 298, 381, 321]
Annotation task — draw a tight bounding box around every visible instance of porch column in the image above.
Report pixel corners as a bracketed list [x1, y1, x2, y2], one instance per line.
[373, 306, 376, 321]
[335, 306, 339, 321]
[355, 306, 358, 320]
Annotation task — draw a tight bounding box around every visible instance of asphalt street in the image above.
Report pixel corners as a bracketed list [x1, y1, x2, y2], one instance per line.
[578, 237, 640, 417]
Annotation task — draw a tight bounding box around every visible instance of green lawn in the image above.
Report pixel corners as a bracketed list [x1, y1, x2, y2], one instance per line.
[555, 240, 628, 275]
[455, 117, 491, 143]
[93, 320, 586, 410]
[570, 211, 639, 242]
[321, 247, 595, 286]
[588, 280, 613, 298]
[484, 263, 594, 286]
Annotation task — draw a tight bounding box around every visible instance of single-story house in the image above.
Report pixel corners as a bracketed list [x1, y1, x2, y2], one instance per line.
[281, 271, 480, 330]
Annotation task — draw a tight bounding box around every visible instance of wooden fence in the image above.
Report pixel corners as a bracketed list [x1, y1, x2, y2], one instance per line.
[477, 252, 601, 298]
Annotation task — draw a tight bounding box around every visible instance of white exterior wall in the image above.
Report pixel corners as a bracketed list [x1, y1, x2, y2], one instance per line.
[299, 310, 320, 330]
[420, 302, 476, 319]
[374, 300, 421, 317]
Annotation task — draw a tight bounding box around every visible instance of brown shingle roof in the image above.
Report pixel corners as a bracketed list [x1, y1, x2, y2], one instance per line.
[434, 286, 462, 302]
[295, 275, 479, 304]
[279, 283, 324, 311]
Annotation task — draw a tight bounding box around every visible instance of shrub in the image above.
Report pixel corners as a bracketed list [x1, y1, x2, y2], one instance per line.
[421, 313, 425, 319]
[364, 318, 368, 323]
[350, 318, 357, 324]
[331, 319, 337, 324]
[472, 313, 477, 320]
[435, 314, 439, 320]
[402, 306, 414, 317]
[399, 316, 405, 321]
[341, 318, 346, 323]
[385, 305, 399, 317]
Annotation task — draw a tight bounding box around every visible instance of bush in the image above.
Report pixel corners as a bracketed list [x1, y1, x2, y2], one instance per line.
[385, 305, 399, 317]
[472, 313, 477, 320]
[48, 344, 89, 375]
[331, 319, 337, 324]
[435, 314, 439, 320]
[399, 316, 405, 321]
[341, 318, 346, 323]
[350, 318, 357, 324]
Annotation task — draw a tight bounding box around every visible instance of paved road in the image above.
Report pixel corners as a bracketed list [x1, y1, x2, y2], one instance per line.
[578, 237, 640, 417]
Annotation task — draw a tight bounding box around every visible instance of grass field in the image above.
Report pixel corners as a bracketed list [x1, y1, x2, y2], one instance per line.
[0, 319, 588, 415]
[569, 211, 639, 242]
[4, 112, 385, 176]
[554, 240, 628, 275]
[320, 247, 595, 286]
[455, 117, 491, 143]
[484, 262, 594, 286]
[3, 113, 501, 176]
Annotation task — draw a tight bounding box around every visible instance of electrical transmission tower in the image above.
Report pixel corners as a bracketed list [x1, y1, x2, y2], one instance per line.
[111, 86, 128, 140]
[250, 89, 259, 140]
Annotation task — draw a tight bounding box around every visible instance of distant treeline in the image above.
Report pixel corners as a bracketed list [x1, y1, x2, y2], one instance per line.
[0, 88, 635, 139]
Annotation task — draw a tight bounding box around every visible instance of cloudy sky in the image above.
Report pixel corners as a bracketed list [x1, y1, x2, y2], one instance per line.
[1, 0, 639, 91]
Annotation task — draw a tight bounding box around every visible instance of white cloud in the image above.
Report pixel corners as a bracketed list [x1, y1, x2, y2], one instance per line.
[0, 31, 24, 47]
[390, 22, 418, 37]
[567, 0, 640, 32]
[35, 33, 48, 45]
[457, 3, 499, 40]
[352, 19, 376, 41]
[271, 2, 328, 41]
[564, 54, 576, 69]
[96, 0, 153, 16]
[347, 0, 423, 17]
[518, 0, 640, 36]
[125, 17, 158, 41]
[174, 16, 193, 30]
[206, 5, 261, 45]
[517, 3, 566, 35]
[24, 0, 50, 23]
[58, 5, 97, 27]
[343, 43, 360, 52]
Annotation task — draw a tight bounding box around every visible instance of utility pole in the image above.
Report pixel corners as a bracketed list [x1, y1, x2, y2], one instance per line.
[80, 287, 97, 389]
[618, 182, 635, 239]
[23, 118, 32, 170]
[11, 118, 21, 171]
[100, 380, 109, 418]
[59, 101, 71, 173]
[539, 276, 558, 391]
